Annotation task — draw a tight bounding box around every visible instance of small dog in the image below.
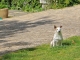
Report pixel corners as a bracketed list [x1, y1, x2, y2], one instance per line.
[50, 25, 63, 47]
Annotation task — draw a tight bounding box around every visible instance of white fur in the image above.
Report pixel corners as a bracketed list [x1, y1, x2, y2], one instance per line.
[50, 26, 63, 47]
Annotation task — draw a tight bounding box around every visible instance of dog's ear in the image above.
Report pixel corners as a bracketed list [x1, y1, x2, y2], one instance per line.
[60, 26, 62, 28]
[54, 25, 56, 29]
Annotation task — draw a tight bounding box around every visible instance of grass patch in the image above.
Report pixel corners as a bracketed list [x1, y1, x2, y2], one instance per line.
[0, 36, 80, 60]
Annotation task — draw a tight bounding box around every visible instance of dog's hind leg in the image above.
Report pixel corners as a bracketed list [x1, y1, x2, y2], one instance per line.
[58, 40, 62, 46]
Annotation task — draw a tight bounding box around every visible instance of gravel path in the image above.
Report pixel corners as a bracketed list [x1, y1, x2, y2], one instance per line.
[9, 10, 28, 17]
[0, 5, 80, 55]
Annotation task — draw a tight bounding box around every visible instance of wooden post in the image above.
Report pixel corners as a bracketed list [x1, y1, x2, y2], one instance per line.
[0, 8, 8, 18]
[40, 0, 48, 8]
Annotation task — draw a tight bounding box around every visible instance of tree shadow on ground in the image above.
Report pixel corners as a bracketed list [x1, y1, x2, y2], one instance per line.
[0, 16, 59, 56]
[0, 17, 58, 38]
[3, 41, 31, 47]
[0, 40, 8, 43]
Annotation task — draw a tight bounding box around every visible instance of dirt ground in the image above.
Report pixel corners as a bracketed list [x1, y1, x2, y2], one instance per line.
[0, 5, 80, 55]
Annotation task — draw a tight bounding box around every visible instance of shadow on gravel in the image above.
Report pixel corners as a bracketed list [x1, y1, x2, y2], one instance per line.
[3, 41, 31, 47]
[0, 16, 59, 56]
[0, 40, 8, 43]
[0, 16, 58, 38]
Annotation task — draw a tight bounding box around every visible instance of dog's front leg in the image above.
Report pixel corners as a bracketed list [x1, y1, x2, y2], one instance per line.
[50, 41, 55, 47]
[50, 41, 53, 47]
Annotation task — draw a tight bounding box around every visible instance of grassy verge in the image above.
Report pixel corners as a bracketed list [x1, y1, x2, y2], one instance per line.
[0, 36, 80, 60]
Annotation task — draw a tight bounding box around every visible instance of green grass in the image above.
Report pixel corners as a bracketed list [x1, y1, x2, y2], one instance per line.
[0, 36, 80, 60]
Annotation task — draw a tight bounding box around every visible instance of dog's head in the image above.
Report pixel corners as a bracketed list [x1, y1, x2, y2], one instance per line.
[54, 25, 62, 33]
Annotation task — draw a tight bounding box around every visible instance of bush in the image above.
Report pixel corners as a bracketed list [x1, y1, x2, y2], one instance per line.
[0, 0, 8, 9]
[0, 0, 80, 12]
[0, 0, 42, 12]
[0, 3, 8, 9]
[11, 0, 42, 12]
[47, 0, 80, 9]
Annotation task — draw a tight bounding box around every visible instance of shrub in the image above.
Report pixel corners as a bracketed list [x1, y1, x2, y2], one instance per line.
[0, 0, 80, 12]
[11, 0, 42, 12]
[0, 0, 8, 9]
[0, 3, 8, 9]
[47, 0, 80, 9]
[0, 0, 42, 12]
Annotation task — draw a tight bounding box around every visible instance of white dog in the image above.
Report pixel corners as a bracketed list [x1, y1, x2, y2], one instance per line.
[50, 25, 63, 47]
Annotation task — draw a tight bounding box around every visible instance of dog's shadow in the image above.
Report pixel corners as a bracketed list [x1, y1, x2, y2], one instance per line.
[62, 42, 71, 46]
